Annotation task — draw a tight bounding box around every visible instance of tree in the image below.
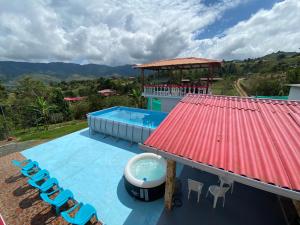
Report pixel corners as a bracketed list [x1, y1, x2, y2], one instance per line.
[130, 88, 146, 108]
[15, 77, 47, 99]
[0, 82, 9, 139]
[70, 101, 90, 120]
[0, 81, 7, 101]
[30, 97, 55, 129]
[286, 68, 300, 84]
[88, 94, 103, 112]
[49, 88, 72, 120]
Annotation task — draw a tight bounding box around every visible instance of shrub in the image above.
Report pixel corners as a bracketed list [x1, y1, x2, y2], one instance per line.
[70, 101, 90, 120]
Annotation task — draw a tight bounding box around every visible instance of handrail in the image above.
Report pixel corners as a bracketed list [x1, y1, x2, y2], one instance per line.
[144, 84, 208, 89]
[143, 84, 210, 96]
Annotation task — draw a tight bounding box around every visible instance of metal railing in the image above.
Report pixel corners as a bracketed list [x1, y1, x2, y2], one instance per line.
[143, 84, 209, 97]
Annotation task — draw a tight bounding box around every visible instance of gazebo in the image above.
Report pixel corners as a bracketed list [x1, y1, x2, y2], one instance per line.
[135, 57, 221, 91]
[134, 57, 222, 112]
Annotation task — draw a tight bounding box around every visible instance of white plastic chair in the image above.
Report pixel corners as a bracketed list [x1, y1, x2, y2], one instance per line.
[219, 176, 234, 194]
[206, 185, 230, 208]
[187, 179, 204, 203]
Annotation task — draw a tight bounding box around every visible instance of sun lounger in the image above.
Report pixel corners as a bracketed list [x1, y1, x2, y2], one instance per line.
[40, 188, 74, 214]
[11, 159, 32, 169]
[27, 169, 49, 183]
[61, 203, 98, 225]
[20, 161, 40, 176]
[28, 177, 58, 192]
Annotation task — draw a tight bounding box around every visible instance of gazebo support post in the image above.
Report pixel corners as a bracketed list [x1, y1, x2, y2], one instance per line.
[206, 64, 213, 94]
[180, 69, 183, 82]
[164, 159, 176, 210]
[141, 68, 145, 91]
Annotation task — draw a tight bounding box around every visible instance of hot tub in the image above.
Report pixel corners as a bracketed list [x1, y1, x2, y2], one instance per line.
[87, 106, 167, 143]
[124, 153, 166, 201]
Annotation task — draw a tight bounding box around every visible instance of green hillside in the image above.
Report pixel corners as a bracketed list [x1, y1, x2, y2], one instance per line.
[0, 61, 137, 84]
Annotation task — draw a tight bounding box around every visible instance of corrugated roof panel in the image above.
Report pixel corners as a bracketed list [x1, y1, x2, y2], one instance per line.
[135, 57, 221, 69]
[144, 94, 300, 191]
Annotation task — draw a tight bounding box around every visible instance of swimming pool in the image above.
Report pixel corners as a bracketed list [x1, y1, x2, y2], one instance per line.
[87, 107, 167, 143]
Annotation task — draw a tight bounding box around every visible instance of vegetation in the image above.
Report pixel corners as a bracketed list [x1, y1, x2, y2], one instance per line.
[0, 61, 136, 83]
[130, 89, 146, 108]
[0, 76, 144, 141]
[211, 77, 239, 96]
[239, 67, 300, 96]
[13, 120, 87, 141]
[0, 51, 299, 141]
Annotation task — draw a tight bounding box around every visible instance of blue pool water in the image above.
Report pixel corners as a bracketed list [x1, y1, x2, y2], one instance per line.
[89, 106, 167, 129]
[22, 129, 182, 225]
[131, 158, 166, 181]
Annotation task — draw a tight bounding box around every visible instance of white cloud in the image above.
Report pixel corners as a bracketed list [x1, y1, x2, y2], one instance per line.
[184, 0, 300, 60]
[0, 0, 299, 65]
[0, 0, 242, 65]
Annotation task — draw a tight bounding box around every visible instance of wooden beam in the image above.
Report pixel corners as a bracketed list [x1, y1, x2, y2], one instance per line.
[293, 200, 300, 218]
[164, 159, 176, 210]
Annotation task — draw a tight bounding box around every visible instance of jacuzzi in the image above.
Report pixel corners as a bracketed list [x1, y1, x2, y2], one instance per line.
[124, 153, 167, 201]
[87, 106, 167, 143]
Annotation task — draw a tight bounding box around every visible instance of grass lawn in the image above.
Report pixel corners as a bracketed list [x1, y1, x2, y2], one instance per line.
[211, 80, 239, 96]
[13, 120, 88, 142]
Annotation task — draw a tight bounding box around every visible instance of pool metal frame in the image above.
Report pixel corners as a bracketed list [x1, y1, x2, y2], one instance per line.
[87, 106, 166, 143]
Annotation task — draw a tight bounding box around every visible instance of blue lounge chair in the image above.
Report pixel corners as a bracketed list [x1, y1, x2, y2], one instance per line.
[28, 169, 50, 183]
[61, 203, 98, 225]
[40, 189, 74, 214]
[21, 168, 39, 177]
[12, 159, 32, 169]
[21, 161, 40, 177]
[28, 177, 58, 192]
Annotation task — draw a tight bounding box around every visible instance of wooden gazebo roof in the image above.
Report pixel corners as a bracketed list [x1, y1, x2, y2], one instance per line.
[134, 57, 222, 70]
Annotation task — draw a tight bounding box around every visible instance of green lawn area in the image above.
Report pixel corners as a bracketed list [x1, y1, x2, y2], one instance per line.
[211, 80, 239, 96]
[13, 120, 88, 142]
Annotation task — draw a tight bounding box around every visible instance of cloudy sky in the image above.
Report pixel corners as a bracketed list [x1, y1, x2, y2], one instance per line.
[0, 0, 299, 65]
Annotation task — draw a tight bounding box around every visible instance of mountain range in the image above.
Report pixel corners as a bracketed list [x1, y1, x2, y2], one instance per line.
[0, 61, 137, 84]
[1, 51, 299, 84]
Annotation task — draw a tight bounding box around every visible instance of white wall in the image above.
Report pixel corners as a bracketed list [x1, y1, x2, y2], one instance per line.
[160, 97, 181, 112]
[288, 86, 300, 100]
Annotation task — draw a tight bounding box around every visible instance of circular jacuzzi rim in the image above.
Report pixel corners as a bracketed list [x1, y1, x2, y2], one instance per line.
[124, 153, 166, 189]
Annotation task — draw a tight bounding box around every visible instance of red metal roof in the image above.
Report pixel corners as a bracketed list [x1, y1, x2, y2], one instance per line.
[0, 214, 5, 225]
[135, 57, 221, 69]
[144, 95, 300, 191]
[63, 97, 86, 101]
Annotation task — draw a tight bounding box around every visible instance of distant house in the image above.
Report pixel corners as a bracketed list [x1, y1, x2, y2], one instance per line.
[287, 84, 300, 100]
[64, 97, 86, 102]
[98, 89, 117, 96]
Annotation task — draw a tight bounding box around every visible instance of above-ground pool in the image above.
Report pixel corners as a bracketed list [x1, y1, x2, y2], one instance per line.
[124, 153, 167, 201]
[87, 107, 167, 143]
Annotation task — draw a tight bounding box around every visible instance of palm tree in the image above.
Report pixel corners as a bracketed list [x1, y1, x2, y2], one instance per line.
[30, 97, 55, 129]
[130, 88, 145, 108]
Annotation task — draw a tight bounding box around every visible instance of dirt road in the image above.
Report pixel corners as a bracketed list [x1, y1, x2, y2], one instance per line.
[235, 78, 248, 97]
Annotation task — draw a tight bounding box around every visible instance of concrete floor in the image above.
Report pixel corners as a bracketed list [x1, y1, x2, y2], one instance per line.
[21, 129, 182, 225]
[157, 166, 286, 225]
[18, 128, 286, 225]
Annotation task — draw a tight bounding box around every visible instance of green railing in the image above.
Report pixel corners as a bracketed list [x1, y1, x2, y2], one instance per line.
[254, 96, 288, 100]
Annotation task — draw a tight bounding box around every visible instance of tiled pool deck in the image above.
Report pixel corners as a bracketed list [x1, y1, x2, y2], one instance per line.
[0, 128, 287, 225]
